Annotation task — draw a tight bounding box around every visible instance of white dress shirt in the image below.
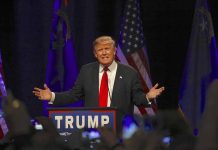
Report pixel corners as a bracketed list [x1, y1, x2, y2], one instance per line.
[99, 60, 117, 107]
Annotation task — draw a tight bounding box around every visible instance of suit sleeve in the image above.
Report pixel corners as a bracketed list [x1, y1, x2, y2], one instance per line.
[53, 66, 85, 106]
[131, 70, 150, 107]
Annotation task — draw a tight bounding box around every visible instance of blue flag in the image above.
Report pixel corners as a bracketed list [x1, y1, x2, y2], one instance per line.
[179, 0, 218, 131]
[44, 0, 79, 113]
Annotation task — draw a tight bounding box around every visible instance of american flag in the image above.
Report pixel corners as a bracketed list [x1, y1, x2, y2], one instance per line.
[117, 0, 156, 116]
[0, 49, 7, 139]
[0, 117, 8, 139]
[0, 49, 6, 96]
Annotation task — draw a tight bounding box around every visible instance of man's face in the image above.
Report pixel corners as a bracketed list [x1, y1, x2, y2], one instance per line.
[94, 42, 116, 66]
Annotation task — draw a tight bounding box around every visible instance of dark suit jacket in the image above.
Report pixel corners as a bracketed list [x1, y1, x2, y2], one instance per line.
[53, 61, 150, 132]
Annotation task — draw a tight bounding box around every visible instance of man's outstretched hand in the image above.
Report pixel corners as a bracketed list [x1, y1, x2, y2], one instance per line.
[146, 83, 165, 101]
[33, 84, 52, 101]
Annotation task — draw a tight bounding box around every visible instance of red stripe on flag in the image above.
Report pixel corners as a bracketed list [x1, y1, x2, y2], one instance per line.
[138, 49, 152, 80]
[126, 55, 149, 93]
[64, 0, 69, 6]
[0, 125, 4, 139]
[126, 55, 153, 115]
[136, 50, 158, 112]
[138, 106, 147, 115]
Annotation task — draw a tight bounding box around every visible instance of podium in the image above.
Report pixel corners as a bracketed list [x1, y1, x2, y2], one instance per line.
[48, 107, 117, 136]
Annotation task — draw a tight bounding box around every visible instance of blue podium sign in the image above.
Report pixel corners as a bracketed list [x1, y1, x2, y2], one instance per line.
[48, 107, 116, 136]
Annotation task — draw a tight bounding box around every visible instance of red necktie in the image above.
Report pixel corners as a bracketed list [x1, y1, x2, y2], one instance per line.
[99, 67, 108, 107]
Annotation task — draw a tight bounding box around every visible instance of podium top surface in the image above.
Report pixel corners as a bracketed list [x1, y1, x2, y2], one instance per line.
[47, 107, 117, 111]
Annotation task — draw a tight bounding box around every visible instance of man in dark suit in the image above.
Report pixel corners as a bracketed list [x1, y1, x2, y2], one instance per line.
[33, 35, 164, 133]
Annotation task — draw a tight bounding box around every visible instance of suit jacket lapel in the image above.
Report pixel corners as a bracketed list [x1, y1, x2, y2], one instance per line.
[111, 63, 122, 106]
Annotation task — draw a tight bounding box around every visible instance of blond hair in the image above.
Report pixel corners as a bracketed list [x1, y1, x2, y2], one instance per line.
[93, 36, 115, 49]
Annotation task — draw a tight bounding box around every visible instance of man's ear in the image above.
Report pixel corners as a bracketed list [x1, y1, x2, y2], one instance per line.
[94, 50, 97, 58]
